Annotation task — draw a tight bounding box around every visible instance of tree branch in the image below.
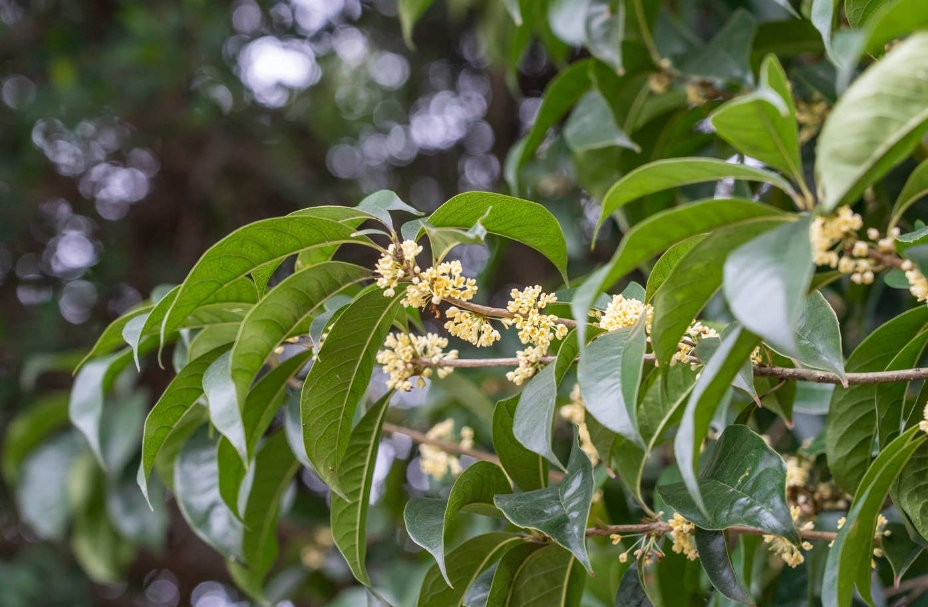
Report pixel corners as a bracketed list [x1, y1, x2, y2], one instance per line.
[445, 297, 579, 328]
[585, 521, 837, 542]
[412, 356, 928, 386]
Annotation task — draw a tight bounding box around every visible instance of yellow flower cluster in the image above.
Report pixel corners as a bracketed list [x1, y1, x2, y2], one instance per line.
[919, 402, 928, 435]
[763, 506, 813, 568]
[673, 321, 719, 365]
[903, 260, 928, 303]
[810, 207, 900, 285]
[376, 332, 458, 391]
[559, 384, 599, 465]
[795, 94, 831, 143]
[784, 455, 811, 489]
[667, 513, 699, 561]
[375, 240, 423, 297]
[403, 259, 478, 308]
[591, 294, 653, 333]
[444, 307, 500, 347]
[419, 419, 474, 480]
[503, 286, 568, 385]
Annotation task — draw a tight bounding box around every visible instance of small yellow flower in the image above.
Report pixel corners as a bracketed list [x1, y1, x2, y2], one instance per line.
[419, 419, 472, 480]
[667, 513, 698, 561]
[559, 385, 599, 465]
[784, 456, 811, 489]
[403, 260, 478, 308]
[376, 332, 458, 391]
[502, 287, 567, 384]
[764, 506, 813, 568]
[610, 533, 623, 545]
[376, 240, 423, 296]
[444, 307, 501, 347]
[593, 294, 653, 333]
[919, 401, 928, 434]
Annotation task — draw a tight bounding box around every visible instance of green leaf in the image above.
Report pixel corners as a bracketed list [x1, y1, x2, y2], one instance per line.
[662, 425, 797, 541]
[331, 393, 393, 585]
[514, 330, 579, 468]
[615, 563, 654, 607]
[416, 534, 524, 607]
[598, 158, 795, 237]
[427, 192, 569, 280]
[174, 427, 244, 560]
[204, 351, 248, 461]
[673, 327, 761, 515]
[564, 91, 640, 153]
[710, 55, 804, 185]
[514, 59, 593, 172]
[239, 432, 299, 583]
[138, 346, 228, 502]
[578, 317, 647, 445]
[230, 262, 368, 413]
[817, 33, 928, 211]
[301, 289, 403, 497]
[405, 461, 512, 585]
[891, 157, 928, 230]
[398, 0, 434, 47]
[513, 363, 562, 468]
[106, 464, 168, 553]
[244, 349, 313, 456]
[493, 396, 548, 492]
[572, 199, 783, 349]
[811, 0, 840, 63]
[584, 0, 624, 73]
[69, 350, 138, 467]
[2, 393, 70, 485]
[678, 9, 757, 85]
[723, 216, 813, 357]
[881, 522, 925, 584]
[217, 437, 247, 520]
[694, 528, 751, 605]
[187, 324, 240, 362]
[644, 237, 705, 303]
[615, 365, 697, 505]
[826, 306, 928, 491]
[791, 291, 846, 379]
[651, 218, 785, 367]
[357, 190, 423, 229]
[484, 543, 545, 607]
[823, 427, 927, 607]
[876, 330, 928, 447]
[14, 432, 82, 540]
[894, 440, 928, 544]
[494, 437, 594, 572]
[161, 216, 366, 342]
[846, 0, 883, 27]
[75, 304, 153, 372]
[69, 459, 134, 584]
[505, 545, 586, 607]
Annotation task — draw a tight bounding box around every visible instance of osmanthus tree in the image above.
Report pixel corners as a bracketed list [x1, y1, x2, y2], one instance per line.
[10, 0, 928, 606]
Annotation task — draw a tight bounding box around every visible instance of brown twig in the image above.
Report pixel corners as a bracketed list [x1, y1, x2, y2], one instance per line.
[411, 355, 928, 386]
[584, 521, 837, 542]
[445, 297, 579, 329]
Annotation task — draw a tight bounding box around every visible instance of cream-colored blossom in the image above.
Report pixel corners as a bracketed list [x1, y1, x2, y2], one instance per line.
[403, 260, 478, 308]
[559, 384, 599, 465]
[376, 332, 458, 391]
[672, 321, 719, 366]
[764, 506, 813, 568]
[784, 455, 811, 489]
[593, 294, 653, 333]
[903, 260, 928, 303]
[502, 287, 567, 384]
[444, 307, 500, 347]
[919, 401, 928, 435]
[376, 240, 423, 296]
[668, 513, 699, 560]
[419, 419, 473, 480]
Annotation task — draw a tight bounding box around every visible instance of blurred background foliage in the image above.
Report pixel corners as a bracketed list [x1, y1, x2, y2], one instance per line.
[3, 0, 927, 605]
